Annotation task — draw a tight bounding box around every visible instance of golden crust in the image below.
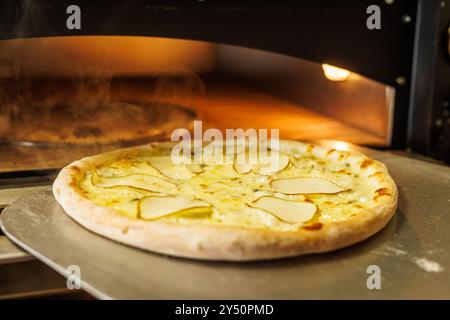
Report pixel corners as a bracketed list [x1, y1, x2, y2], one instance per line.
[52, 140, 398, 261]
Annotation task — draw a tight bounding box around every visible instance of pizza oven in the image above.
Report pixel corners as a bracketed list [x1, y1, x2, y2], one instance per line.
[0, 0, 449, 299]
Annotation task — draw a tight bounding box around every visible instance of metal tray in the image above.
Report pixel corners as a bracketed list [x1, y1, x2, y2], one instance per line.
[1, 150, 450, 299]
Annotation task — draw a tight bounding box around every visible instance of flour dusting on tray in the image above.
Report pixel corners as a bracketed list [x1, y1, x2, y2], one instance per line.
[414, 257, 444, 273]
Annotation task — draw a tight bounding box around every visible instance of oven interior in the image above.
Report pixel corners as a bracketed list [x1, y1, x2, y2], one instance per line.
[0, 36, 394, 173]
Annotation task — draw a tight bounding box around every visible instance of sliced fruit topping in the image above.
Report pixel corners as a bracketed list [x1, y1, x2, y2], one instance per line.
[270, 177, 347, 195]
[254, 153, 290, 175]
[92, 171, 177, 194]
[233, 162, 252, 174]
[148, 156, 193, 180]
[138, 196, 212, 220]
[251, 196, 316, 223]
[233, 152, 290, 175]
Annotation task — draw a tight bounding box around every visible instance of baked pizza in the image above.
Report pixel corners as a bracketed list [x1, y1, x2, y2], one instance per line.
[53, 140, 398, 261]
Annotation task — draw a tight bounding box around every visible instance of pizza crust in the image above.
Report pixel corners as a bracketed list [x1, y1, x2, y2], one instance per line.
[52, 140, 398, 261]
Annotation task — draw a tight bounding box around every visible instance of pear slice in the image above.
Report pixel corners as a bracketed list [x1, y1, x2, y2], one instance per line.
[138, 196, 212, 220]
[251, 196, 316, 223]
[92, 171, 177, 193]
[149, 156, 193, 180]
[233, 162, 252, 174]
[232, 152, 289, 175]
[254, 153, 290, 175]
[271, 177, 347, 195]
[175, 207, 213, 219]
[233, 150, 255, 174]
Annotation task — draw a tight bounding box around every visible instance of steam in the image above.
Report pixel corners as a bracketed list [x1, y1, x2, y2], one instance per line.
[2, 0, 52, 38]
[153, 69, 205, 107]
[0, 0, 51, 139]
[0, 2, 203, 145]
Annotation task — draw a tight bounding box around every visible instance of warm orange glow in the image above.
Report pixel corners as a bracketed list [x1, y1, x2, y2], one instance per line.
[322, 64, 351, 81]
[0, 36, 216, 77]
[329, 141, 353, 151]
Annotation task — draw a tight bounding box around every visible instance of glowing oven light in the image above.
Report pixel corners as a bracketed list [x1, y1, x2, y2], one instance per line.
[322, 64, 351, 81]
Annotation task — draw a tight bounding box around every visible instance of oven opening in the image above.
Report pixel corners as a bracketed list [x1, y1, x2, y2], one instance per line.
[0, 36, 394, 173]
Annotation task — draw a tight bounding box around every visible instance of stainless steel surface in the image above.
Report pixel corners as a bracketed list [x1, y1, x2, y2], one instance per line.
[0, 235, 32, 265]
[1, 150, 450, 299]
[0, 185, 50, 209]
[218, 45, 393, 146]
[0, 183, 51, 264]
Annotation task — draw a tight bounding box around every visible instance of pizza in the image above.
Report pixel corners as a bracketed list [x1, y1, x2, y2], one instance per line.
[52, 140, 398, 261]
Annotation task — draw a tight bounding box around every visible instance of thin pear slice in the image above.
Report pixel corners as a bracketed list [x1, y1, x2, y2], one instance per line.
[233, 162, 252, 174]
[232, 152, 290, 175]
[233, 150, 255, 174]
[149, 156, 193, 180]
[139, 196, 212, 220]
[271, 177, 347, 195]
[251, 196, 316, 223]
[92, 171, 177, 193]
[254, 153, 290, 175]
[175, 207, 213, 219]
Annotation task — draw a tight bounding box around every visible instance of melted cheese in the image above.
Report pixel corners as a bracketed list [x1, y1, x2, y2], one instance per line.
[79, 153, 375, 231]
